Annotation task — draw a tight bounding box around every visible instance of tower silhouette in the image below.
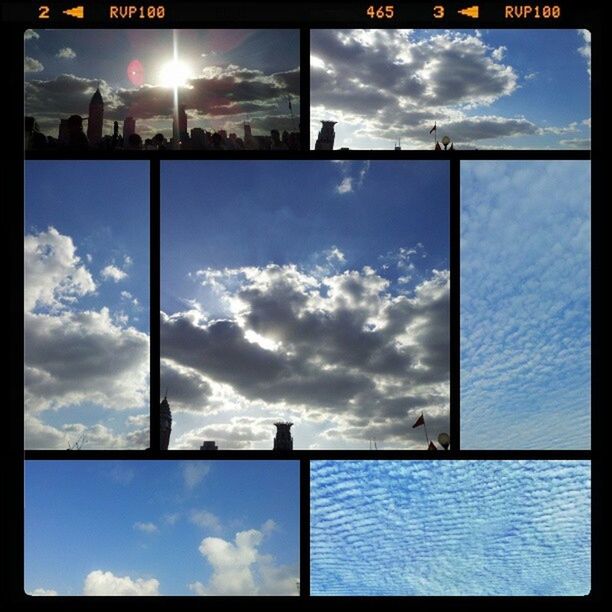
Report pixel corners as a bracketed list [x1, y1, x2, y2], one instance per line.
[87, 87, 104, 145]
[273, 422, 293, 451]
[315, 121, 337, 150]
[160, 395, 172, 450]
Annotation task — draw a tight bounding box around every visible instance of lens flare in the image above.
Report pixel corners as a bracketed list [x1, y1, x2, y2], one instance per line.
[126, 59, 144, 86]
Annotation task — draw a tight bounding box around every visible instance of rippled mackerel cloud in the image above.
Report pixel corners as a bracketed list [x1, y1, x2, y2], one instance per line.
[311, 461, 590, 595]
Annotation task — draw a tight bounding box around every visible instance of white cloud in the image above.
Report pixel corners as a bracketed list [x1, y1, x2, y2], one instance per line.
[335, 160, 370, 194]
[121, 290, 140, 307]
[56, 47, 76, 59]
[182, 461, 210, 489]
[24, 228, 148, 450]
[134, 521, 158, 534]
[578, 29, 591, 78]
[25, 307, 149, 414]
[25, 413, 149, 450]
[162, 260, 449, 449]
[25, 57, 44, 72]
[491, 45, 507, 61]
[83, 570, 160, 596]
[101, 264, 128, 282]
[336, 177, 352, 194]
[29, 588, 57, 596]
[190, 510, 221, 531]
[24, 29, 40, 40]
[311, 30, 521, 149]
[25, 227, 95, 312]
[195, 525, 298, 595]
[461, 161, 590, 449]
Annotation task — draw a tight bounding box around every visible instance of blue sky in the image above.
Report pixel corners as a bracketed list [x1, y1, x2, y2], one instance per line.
[25, 461, 300, 596]
[24, 29, 300, 139]
[311, 29, 591, 149]
[461, 161, 590, 449]
[310, 460, 591, 596]
[161, 161, 450, 449]
[25, 161, 150, 449]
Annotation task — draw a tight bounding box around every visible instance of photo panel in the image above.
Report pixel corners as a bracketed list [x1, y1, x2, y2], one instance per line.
[24, 161, 150, 450]
[310, 460, 591, 596]
[160, 161, 450, 450]
[24, 460, 300, 596]
[25, 29, 300, 151]
[460, 161, 591, 449]
[310, 29, 591, 151]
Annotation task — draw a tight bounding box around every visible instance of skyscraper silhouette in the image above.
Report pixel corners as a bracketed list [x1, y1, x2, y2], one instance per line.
[87, 87, 104, 145]
[273, 422, 293, 451]
[315, 121, 337, 150]
[123, 116, 136, 141]
[160, 396, 172, 450]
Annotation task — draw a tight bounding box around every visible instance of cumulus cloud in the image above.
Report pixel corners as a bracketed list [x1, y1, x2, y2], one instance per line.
[172, 417, 272, 450]
[56, 47, 76, 59]
[193, 525, 298, 595]
[101, 263, 128, 282]
[311, 460, 591, 595]
[24, 29, 40, 40]
[182, 461, 210, 489]
[25, 413, 149, 450]
[461, 161, 590, 449]
[578, 29, 591, 78]
[29, 588, 57, 596]
[160, 359, 213, 413]
[162, 258, 449, 449]
[311, 29, 524, 148]
[134, 521, 158, 534]
[24, 226, 149, 449]
[310, 30, 588, 149]
[25, 227, 95, 312]
[83, 570, 160, 596]
[25, 308, 149, 413]
[25, 57, 44, 73]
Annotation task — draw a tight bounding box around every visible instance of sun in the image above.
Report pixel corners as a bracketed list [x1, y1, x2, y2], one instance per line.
[159, 59, 192, 88]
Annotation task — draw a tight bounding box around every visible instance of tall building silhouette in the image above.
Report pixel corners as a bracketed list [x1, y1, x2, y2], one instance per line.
[160, 395, 172, 450]
[123, 116, 135, 141]
[173, 105, 188, 142]
[273, 422, 293, 451]
[87, 87, 104, 145]
[315, 121, 337, 150]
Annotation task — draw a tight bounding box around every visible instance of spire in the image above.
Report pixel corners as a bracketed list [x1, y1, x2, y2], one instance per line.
[90, 85, 103, 105]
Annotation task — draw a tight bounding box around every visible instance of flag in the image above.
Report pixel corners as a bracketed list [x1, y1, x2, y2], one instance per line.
[429, 123, 436, 134]
[428, 441, 437, 451]
[412, 414, 425, 428]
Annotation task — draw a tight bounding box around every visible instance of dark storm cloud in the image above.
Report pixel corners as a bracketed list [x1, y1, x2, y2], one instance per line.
[25, 309, 149, 412]
[160, 359, 212, 412]
[25, 64, 300, 136]
[161, 264, 449, 445]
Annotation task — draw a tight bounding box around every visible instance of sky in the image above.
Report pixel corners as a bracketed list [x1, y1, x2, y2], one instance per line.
[25, 460, 300, 596]
[461, 161, 590, 449]
[25, 161, 150, 450]
[310, 460, 591, 596]
[161, 161, 449, 450]
[311, 29, 591, 149]
[24, 29, 300, 140]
